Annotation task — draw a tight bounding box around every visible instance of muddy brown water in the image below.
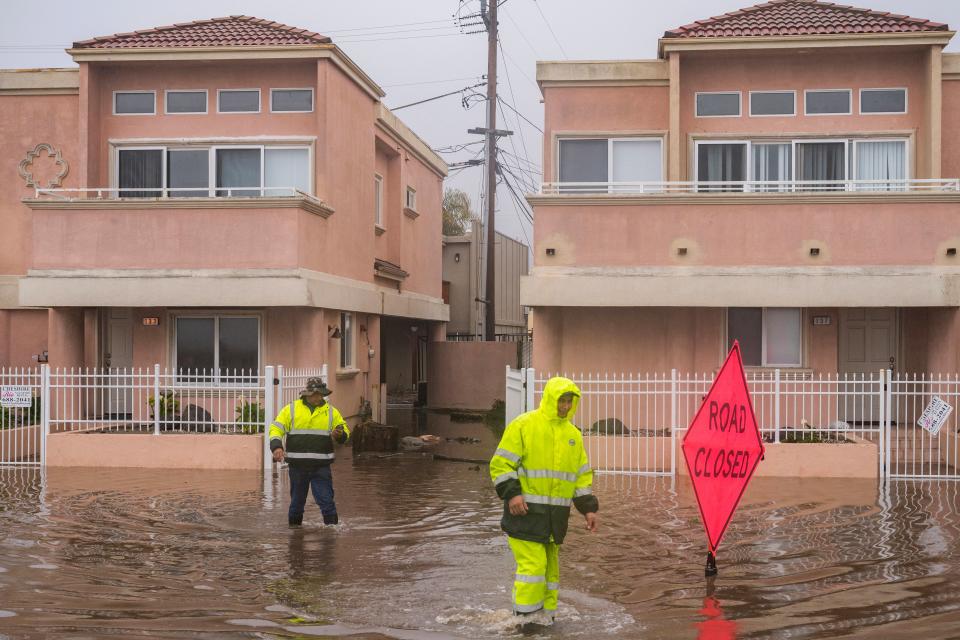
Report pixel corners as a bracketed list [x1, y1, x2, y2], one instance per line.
[1, 412, 960, 638]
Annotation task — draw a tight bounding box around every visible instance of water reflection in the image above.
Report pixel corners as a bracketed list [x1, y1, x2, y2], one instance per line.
[0, 442, 957, 638]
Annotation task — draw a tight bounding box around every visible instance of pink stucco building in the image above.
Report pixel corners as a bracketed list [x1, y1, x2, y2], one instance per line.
[527, 0, 960, 377]
[0, 16, 448, 421]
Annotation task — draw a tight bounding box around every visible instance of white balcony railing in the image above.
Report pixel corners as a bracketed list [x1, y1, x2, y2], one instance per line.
[540, 178, 960, 195]
[32, 186, 319, 202]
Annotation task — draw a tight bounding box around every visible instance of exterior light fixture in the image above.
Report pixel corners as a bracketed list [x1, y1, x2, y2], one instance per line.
[809, 248, 820, 256]
[546, 248, 556, 256]
[328, 325, 342, 339]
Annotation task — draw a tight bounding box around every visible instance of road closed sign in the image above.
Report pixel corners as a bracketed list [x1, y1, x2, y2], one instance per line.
[682, 342, 765, 553]
[0, 386, 33, 408]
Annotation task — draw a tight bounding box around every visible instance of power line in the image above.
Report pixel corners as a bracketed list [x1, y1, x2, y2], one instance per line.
[497, 96, 543, 133]
[390, 81, 486, 111]
[532, 0, 569, 59]
[324, 19, 454, 34]
[383, 75, 483, 88]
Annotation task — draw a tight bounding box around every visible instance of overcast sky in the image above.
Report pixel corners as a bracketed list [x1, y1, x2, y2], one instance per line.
[3, 0, 959, 244]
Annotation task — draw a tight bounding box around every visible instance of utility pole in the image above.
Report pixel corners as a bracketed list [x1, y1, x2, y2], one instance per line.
[482, 0, 498, 342]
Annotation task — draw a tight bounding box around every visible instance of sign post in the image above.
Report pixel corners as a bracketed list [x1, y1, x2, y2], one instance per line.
[681, 342, 765, 576]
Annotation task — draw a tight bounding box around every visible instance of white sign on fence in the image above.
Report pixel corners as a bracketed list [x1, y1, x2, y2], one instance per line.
[918, 396, 953, 436]
[0, 385, 33, 408]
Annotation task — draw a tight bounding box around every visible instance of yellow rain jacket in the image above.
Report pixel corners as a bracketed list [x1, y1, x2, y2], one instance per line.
[490, 377, 598, 544]
[269, 399, 350, 470]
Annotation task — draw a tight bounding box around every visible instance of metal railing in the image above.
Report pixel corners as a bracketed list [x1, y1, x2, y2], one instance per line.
[540, 178, 960, 195]
[0, 368, 44, 466]
[32, 186, 319, 201]
[505, 368, 960, 480]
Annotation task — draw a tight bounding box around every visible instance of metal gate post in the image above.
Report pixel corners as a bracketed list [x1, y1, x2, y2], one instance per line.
[40, 364, 50, 467]
[524, 368, 535, 413]
[878, 369, 886, 481]
[885, 369, 893, 478]
[153, 364, 161, 436]
[774, 369, 781, 444]
[670, 369, 678, 477]
[263, 366, 275, 473]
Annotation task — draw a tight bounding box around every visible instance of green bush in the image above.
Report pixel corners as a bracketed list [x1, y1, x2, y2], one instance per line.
[236, 400, 265, 434]
[148, 391, 180, 420]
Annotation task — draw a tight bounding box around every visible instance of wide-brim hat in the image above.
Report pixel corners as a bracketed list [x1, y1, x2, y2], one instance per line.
[300, 377, 333, 397]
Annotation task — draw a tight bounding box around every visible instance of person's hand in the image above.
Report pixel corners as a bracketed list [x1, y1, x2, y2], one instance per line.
[332, 426, 346, 443]
[584, 512, 598, 533]
[272, 448, 285, 462]
[508, 495, 528, 516]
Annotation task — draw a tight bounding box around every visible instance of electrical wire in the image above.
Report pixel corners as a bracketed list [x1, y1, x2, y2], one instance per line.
[531, 0, 569, 59]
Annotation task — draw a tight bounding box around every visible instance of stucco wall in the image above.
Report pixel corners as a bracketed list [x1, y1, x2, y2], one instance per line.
[46, 432, 262, 469]
[427, 341, 516, 410]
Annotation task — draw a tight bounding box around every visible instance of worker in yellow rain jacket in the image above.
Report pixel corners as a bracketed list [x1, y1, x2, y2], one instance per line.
[269, 377, 350, 526]
[490, 376, 599, 623]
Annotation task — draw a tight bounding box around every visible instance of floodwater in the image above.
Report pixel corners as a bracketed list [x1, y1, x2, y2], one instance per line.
[1, 412, 960, 639]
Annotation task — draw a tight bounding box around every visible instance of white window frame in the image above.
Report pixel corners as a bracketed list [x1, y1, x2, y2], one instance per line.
[693, 139, 750, 190]
[113, 90, 156, 116]
[859, 87, 908, 115]
[374, 173, 384, 228]
[115, 146, 166, 196]
[556, 136, 665, 183]
[339, 312, 354, 369]
[164, 89, 208, 115]
[112, 142, 313, 197]
[851, 137, 910, 182]
[269, 87, 315, 113]
[748, 90, 796, 117]
[167, 147, 212, 197]
[405, 186, 417, 211]
[170, 312, 263, 384]
[803, 89, 852, 116]
[727, 307, 803, 368]
[217, 88, 261, 114]
[694, 91, 742, 118]
[792, 138, 850, 183]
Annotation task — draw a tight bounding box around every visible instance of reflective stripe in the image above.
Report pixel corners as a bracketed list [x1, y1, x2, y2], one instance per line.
[289, 428, 331, 435]
[285, 452, 336, 460]
[494, 471, 518, 485]
[523, 494, 572, 507]
[515, 574, 545, 584]
[577, 463, 591, 476]
[513, 602, 544, 613]
[289, 403, 296, 430]
[546, 582, 559, 591]
[494, 448, 520, 463]
[520, 468, 576, 483]
[574, 488, 593, 497]
[272, 421, 286, 431]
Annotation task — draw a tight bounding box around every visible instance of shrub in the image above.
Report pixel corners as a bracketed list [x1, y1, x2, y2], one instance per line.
[236, 400, 265, 434]
[148, 391, 180, 421]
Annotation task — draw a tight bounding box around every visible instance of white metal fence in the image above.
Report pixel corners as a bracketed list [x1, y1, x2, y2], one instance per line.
[0, 364, 328, 470]
[505, 368, 960, 480]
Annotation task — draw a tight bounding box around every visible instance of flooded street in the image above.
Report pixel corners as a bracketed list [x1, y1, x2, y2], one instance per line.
[1, 414, 960, 638]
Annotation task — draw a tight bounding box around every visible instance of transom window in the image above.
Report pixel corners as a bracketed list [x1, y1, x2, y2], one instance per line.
[804, 90, 852, 115]
[218, 89, 261, 113]
[728, 308, 802, 367]
[694, 138, 907, 192]
[860, 88, 907, 114]
[165, 90, 207, 114]
[749, 91, 795, 117]
[116, 145, 311, 197]
[270, 88, 314, 113]
[174, 315, 260, 381]
[557, 137, 663, 191]
[695, 92, 741, 117]
[114, 91, 155, 115]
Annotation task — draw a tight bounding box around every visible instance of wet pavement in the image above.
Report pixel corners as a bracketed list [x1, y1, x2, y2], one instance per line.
[1, 411, 959, 638]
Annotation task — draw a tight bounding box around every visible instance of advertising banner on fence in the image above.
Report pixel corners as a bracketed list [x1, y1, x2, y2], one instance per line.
[0, 386, 33, 408]
[918, 396, 953, 437]
[681, 342, 764, 553]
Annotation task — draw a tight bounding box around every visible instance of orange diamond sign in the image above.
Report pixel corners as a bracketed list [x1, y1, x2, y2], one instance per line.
[682, 342, 765, 553]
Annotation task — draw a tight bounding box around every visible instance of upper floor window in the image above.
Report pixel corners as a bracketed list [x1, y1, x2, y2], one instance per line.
[116, 144, 311, 198]
[271, 88, 314, 113]
[374, 174, 384, 227]
[804, 89, 851, 116]
[218, 89, 260, 113]
[405, 186, 417, 211]
[728, 308, 802, 367]
[860, 88, 907, 115]
[114, 91, 155, 115]
[695, 92, 741, 118]
[749, 91, 795, 117]
[558, 137, 663, 191]
[165, 90, 207, 115]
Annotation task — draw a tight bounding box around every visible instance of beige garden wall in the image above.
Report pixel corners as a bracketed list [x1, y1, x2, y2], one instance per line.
[427, 341, 517, 411]
[47, 432, 262, 469]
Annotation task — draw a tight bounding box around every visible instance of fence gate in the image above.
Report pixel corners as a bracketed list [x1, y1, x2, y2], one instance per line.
[0, 367, 44, 467]
[888, 374, 960, 480]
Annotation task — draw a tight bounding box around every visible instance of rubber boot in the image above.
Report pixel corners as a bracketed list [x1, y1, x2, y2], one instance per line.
[289, 515, 303, 527]
[323, 513, 339, 525]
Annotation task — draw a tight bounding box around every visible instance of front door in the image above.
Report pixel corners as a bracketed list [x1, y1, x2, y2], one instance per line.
[839, 308, 897, 423]
[104, 308, 134, 417]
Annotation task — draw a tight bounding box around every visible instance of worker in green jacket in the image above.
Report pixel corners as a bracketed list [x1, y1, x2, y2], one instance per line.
[490, 376, 599, 623]
[269, 377, 350, 526]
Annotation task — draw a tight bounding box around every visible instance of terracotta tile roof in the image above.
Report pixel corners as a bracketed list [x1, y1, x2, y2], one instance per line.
[664, 0, 948, 39]
[72, 15, 331, 49]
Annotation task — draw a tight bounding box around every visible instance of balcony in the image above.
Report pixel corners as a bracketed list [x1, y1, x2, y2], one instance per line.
[540, 178, 960, 195]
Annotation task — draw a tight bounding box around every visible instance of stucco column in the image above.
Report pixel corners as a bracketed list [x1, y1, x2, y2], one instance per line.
[668, 52, 682, 181]
[429, 321, 446, 343]
[0, 310, 10, 365]
[926, 307, 960, 373]
[531, 308, 562, 373]
[47, 308, 84, 368]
